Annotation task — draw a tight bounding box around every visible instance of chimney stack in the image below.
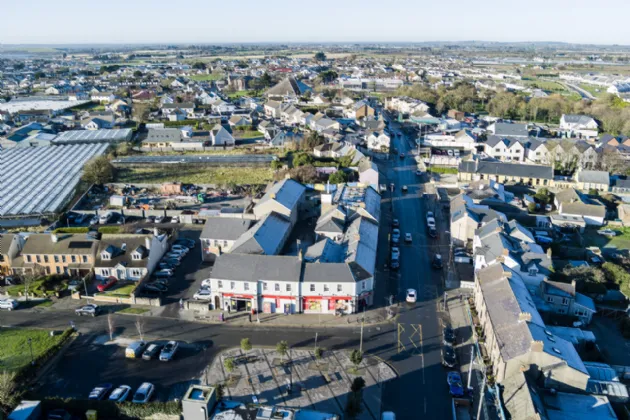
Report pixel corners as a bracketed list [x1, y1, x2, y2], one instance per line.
[145, 236, 151, 251]
[51, 233, 58, 243]
[530, 340, 544, 352]
[519, 312, 532, 322]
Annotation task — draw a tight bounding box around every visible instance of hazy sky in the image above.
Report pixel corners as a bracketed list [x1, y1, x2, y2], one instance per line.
[2, 0, 629, 45]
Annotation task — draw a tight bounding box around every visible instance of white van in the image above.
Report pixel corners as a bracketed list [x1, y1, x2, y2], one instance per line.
[125, 341, 147, 358]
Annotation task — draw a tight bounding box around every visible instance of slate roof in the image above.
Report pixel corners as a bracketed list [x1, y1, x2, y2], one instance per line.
[561, 202, 606, 218]
[143, 128, 181, 144]
[576, 170, 610, 186]
[563, 114, 595, 125]
[459, 160, 553, 180]
[486, 135, 525, 148]
[266, 77, 312, 97]
[257, 179, 306, 213]
[22, 234, 98, 255]
[501, 372, 545, 420]
[211, 253, 301, 282]
[95, 235, 150, 268]
[492, 122, 529, 137]
[303, 238, 344, 263]
[230, 212, 291, 255]
[315, 206, 346, 234]
[303, 263, 357, 283]
[200, 218, 253, 241]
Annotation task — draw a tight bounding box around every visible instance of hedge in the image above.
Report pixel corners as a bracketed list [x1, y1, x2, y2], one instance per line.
[38, 398, 181, 420]
[428, 166, 459, 174]
[53, 226, 122, 234]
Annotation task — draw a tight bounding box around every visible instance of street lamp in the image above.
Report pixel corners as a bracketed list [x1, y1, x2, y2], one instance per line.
[27, 337, 34, 366]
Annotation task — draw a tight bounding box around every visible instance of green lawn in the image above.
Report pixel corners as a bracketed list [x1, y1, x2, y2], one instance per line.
[234, 130, 263, 139]
[227, 90, 258, 100]
[4, 277, 67, 298]
[0, 328, 67, 372]
[99, 283, 137, 298]
[189, 74, 224, 82]
[118, 307, 150, 315]
[578, 84, 607, 97]
[584, 227, 630, 251]
[526, 80, 567, 92]
[115, 166, 275, 185]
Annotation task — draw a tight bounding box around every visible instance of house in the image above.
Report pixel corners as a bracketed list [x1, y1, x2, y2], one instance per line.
[314, 206, 347, 241]
[537, 279, 596, 325]
[575, 169, 610, 192]
[484, 136, 526, 162]
[268, 130, 302, 149]
[161, 102, 195, 116]
[141, 128, 182, 148]
[0, 234, 25, 276]
[229, 212, 292, 256]
[348, 100, 375, 120]
[228, 115, 251, 128]
[264, 100, 282, 118]
[558, 200, 606, 227]
[450, 194, 507, 246]
[253, 179, 306, 226]
[91, 92, 115, 103]
[458, 160, 554, 187]
[560, 114, 599, 139]
[358, 159, 379, 187]
[488, 122, 529, 137]
[366, 130, 391, 151]
[265, 77, 312, 102]
[12, 233, 97, 277]
[474, 264, 589, 390]
[82, 116, 114, 130]
[94, 233, 169, 282]
[209, 124, 235, 146]
[200, 218, 254, 261]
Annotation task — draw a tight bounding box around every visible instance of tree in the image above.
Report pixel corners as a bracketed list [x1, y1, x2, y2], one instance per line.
[329, 170, 347, 184]
[292, 153, 314, 167]
[192, 62, 207, 70]
[0, 371, 19, 414]
[527, 202, 537, 213]
[302, 131, 324, 151]
[133, 70, 143, 78]
[314, 347, 324, 360]
[82, 156, 114, 185]
[276, 340, 289, 363]
[116, 142, 133, 156]
[224, 357, 235, 373]
[135, 317, 145, 341]
[350, 349, 363, 368]
[314, 52, 327, 62]
[602, 262, 630, 297]
[290, 165, 318, 183]
[551, 265, 607, 295]
[240, 338, 252, 353]
[345, 377, 366, 419]
[107, 313, 115, 341]
[318, 70, 338, 84]
[534, 188, 552, 205]
[271, 160, 284, 171]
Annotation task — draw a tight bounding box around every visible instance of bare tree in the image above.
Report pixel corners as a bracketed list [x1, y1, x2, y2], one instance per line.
[135, 317, 145, 341]
[107, 313, 115, 341]
[22, 266, 44, 302]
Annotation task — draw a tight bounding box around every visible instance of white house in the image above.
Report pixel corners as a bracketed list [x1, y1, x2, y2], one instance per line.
[209, 124, 235, 146]
[366, 130, 391, 151]
[559, 114, 599, 139]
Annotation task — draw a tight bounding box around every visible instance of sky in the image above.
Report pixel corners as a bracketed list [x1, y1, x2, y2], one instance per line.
[2, 0, 629, 45]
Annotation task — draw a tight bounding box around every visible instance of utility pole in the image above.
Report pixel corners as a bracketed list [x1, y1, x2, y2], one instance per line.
[359, 305, 365, 354]
[476, 370, 487, 420]
[314, 332, 318, 353]
[467, 346, 475, 390]
[443, 292, 448, 310]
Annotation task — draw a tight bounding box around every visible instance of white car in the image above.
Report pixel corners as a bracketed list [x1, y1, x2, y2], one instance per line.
[201, 279, 212, 288]
[159, 341, 179, 362]
[194, 288, 212, 301]
[406, 289, 417, 303]
[392, 228, 401, 243]
[109, 385, 132, 402]
[391, 247, 400, 259]
[405, 233, 412, 243]
[598, 229, 617, 238]
[155, 216, 165, 224]
[0, 299, 18, 311]
[132, 382, 155, 403]
[426, 217, 436, 229]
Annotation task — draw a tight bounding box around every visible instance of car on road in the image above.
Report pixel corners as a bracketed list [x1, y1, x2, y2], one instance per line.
[390, 258, 400, 270]
[399, 153, 404, 159]
[159, 341, 179, 361]
[447, 371, 464, 397]
[155, 216, 165, 224]
[392, 218, 400, 228]
[428, 227, 437, 238]
[194, 288, 212, 301]
[96, 276, 118, 292]
[441, 345, 457, 368]
[432, 254, 443, 269]
[75, 304, 100, 317]
[88, 383, 113, 400]
[154, 269, 173, 278]
[0, 299, 18, 311]
[142, 343, 163, 360]
[406, 289, 417, 303]
[144, 283, 168, 294]
[427, 211, 434, 219]
[598, 229, 617, 238]
[89, 216, 99, 226]
[443, 325, 456, 345]
[401, 185, 408, 193]
[404, 233, 412, 243]
[109, 385, 132, 402]
[132, 382, 155, 404]
[426, 217, 436, 229]
[391, 229, 401, 244]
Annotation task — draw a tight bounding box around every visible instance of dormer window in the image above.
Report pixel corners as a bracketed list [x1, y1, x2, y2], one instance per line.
[101, 252, 111, 261]
[528, 268, 538, 276]
[131, 252, 141, 261]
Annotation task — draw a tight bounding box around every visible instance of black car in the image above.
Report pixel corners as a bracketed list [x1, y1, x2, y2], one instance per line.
[443, 325, 456, 345]
[174, 238, 195, 248]
[429, 227, 438, 238]
[144, 283, 167, 294]
[392, 219, 400, 228]
[441, 345, 457, 368]
[142, 343, 163, 360]
[432, 254, 443, 269]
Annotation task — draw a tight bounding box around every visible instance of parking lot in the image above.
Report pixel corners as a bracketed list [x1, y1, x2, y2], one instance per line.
[34, 334, 215, 402]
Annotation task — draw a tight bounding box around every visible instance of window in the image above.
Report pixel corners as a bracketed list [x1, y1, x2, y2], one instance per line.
[71, 256, 76, 263]
[44, 255, 49, 263]
[263, 282, 268, 291]
[337, 284, 342, 292]
[54, 255, 59, 263]
[558, 308, 566, 314]
[132, 253, 140, 260]
[101, 252, 110, 260]
[230, 282, 235, 290]
[218, 280, 223, 289]
[244, 283, 249, 291]
[310, 284, 315, 292]
[362, 281, 366, 291]
[561, 298, 569, 305]
[102, 269, 110, 276]
[324, 284, 329, 292]
[55, 266, 61, 274]
[546, 296, 554, 303]
[494, 148, 500, 153]
[62, 256, 66, 263]
[223, 240, 228, 247]
[528, 268, 538, 276]
[286, 284, 291, 292]
[26, 255, 32, 263]
[275, 283, 280, 292]
[82, 255, 88, 263]
[36, 255, 41, 263]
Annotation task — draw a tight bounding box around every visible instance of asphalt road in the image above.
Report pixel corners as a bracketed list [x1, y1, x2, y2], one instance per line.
[378, 116, 453, 419]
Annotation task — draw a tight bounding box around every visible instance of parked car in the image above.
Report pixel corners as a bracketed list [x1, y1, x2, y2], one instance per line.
[168, 248, 187, 257]
[161, 258, 181, 267]
[404, 233, 412, 243]
[174, 238, 195, 248]
[426, 217, 436, 229]
[88, 383, 113, 400]
[76, 304, 100, 317]
[426, 211, 434, 219]
[406, 289, 417, 303]
[441, 345, 457, 368]
[154, 269, 173, 278]
[158, 262, 177, 270]
[171, 244, 189, 253]
[598, 229, 617, 238]
[147, 216, 156, 223]
[89, 216, 99, 226]
[125, 341, 147, 358]
[47, 409, 71, 420]
[0, 299, 18, 311]
[454, 255, 472, 264]
[144, 283, 167, 294]
[142, 343, 163, 360]
[132, 382, 155, 403]
[194, 288, 212, 301]
[97, 276, 118, 292]
[159, 341, 179, 361]
[390, 259, 400, 270]
[401, 185, 408, 193]
[391, 247, 400, 260]
[392, 228, 401, 244]
[443, 325, 455, 345]
[392, 219, 400, 228]
[447, 371, 464, 397]
[399, 153, 405, 159]
[416, 170, 423, 176]
[67, 279, 81, 292]
[201, 278, 212, 288]
[428, 227, 437, 238]
[155, 216, 165, 224]
[151, 279, 169, 288]
[109, 385, 132, 402]
[432, 254, 443, 269]
[165, 252, 184, 261]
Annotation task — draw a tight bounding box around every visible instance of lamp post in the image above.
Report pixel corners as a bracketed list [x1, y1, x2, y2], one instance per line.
[28, 337, 34, 366]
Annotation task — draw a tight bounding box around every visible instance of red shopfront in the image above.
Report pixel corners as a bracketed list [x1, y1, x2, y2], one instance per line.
[302, 296, 354, 314]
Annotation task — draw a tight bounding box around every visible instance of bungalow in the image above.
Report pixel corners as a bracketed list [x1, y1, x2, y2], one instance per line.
[209, 124, 235, 146]
[575, 169, 610, 192]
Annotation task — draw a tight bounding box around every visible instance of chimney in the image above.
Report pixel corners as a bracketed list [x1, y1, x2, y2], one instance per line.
[502, 248, 509, 256]
[503, 271, 512, 279]
[153, 227, 159, 237]
[530, 340, 544, 352]
[121, 243, 127, 251]
[145, 236, 151, 251]
[519, 312, 532, 322]
[298, 248, 303, 261]
[51, 233, 58, 243]
[571, 280, 576, 289]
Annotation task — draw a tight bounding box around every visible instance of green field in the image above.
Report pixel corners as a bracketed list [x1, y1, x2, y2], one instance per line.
[578, 84, 607, 97]
[116, 166, 275, 185]
[584, 227, 630, 251]
[227, 90, 258, 100]
[0, 328, 67, 372]
[189, 73, 224, 82]
[525, 80, 568, 93]
[234, 130, 263, 139]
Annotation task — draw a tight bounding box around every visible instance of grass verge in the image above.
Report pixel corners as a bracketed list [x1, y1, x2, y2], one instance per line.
[118, 307, 150, 315]
[99, 283, 137, 298]
[0, 328, 68, 372]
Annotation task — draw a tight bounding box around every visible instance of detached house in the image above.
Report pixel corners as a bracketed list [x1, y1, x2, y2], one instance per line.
[366, 130, 391, 151]
[209, 124, 235, 146]
[537, 279, 596, 325]
[560, 114, 599, 139]
[265, 77, 312, 102]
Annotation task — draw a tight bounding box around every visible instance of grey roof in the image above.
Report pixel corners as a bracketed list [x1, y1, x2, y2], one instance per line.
[200, 218, 253, 241]
[563, 114, 595, 125]
[501, 372, 545, 420]
[343, 216, 378, 275]
[266, 77, 312, 97]
[613, 179, 630, 189]
[162, 102, 194, 109]
[257, 179, 306, 213]
[555, 188, 581, 205]
[22, 234, 98, 255]
[95, 235, 150, 268]
[542, 279, 575, 297]
[0, 234, 16, 256]
[544, 392, 616, 420]
[492, 122, 529, 137]
[143, 128, 182, 144]
[303, 238, 344, 263]
[303, 263, 357, 283]
[561, 202, 606, 218]
[577, 170, 610, 186]
[459, 160, 553, 180]
[53, 128, 132, 144]
[230, 212, 291, 256]
[210, 253, 301, 282]
[485, 135, 526, 148]
[315, 206, 346, 234]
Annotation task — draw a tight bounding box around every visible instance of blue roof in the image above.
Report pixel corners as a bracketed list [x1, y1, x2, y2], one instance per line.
[258, 179, 306, 212]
